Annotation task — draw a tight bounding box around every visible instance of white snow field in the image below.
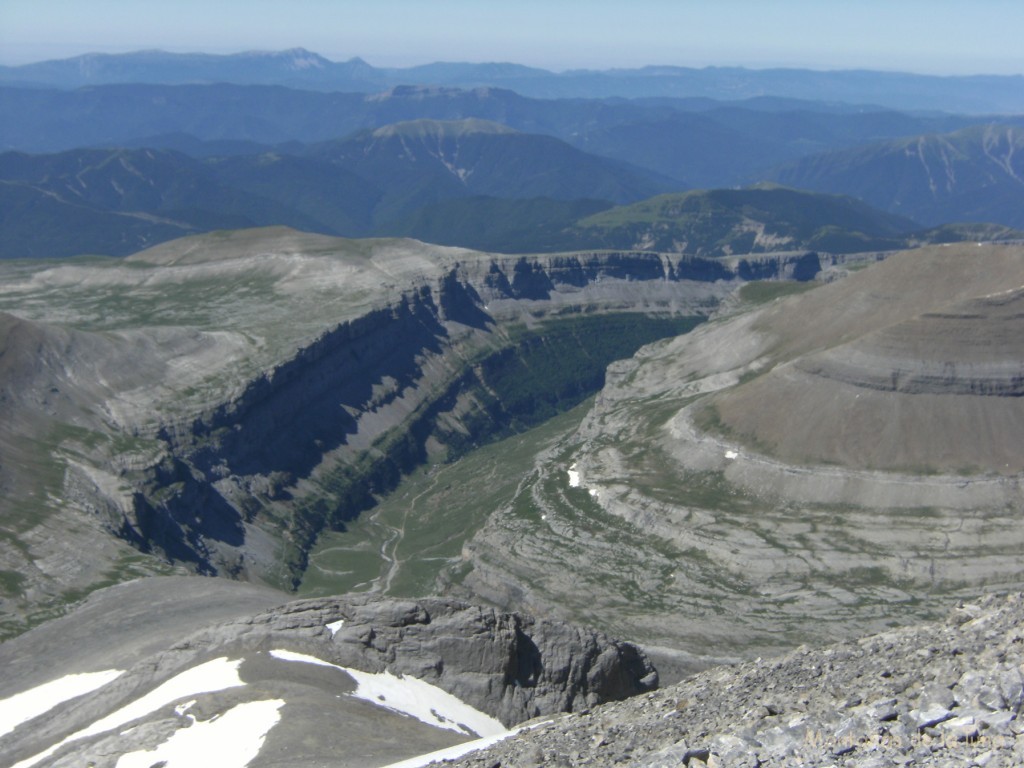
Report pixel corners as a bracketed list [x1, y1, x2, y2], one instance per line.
[378, 730, 519, 768]
[6, 648, 513, 768]
[269, 649, 507, 737]
[379, 719, 553, 768]
[114, 698, 284, 768]
[0, 669, 124, 739]
[568, 463, 581, 487]
[10, 656, 248, 768]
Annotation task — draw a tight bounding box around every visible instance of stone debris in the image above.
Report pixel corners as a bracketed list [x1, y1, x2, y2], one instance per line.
[444, 593, 1024, 767]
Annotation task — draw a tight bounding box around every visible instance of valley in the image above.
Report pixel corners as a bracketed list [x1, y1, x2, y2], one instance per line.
[298, 402, 594, 600]
[300, 242, 1024, 670]
[4, 229, 799, 637]
[3, 230, 1021, 671]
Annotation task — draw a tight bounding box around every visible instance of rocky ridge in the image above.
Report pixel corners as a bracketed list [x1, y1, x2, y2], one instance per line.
[0, 584, 655, 767]
[167, 593, 659, 728]
[447, 592, 1024, 767]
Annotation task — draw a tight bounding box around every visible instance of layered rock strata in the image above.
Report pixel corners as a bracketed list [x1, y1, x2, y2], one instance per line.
[446, 243, 1024, 658]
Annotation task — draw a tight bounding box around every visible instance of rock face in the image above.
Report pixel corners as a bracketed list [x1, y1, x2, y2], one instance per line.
[447, 592, 1024, 767]
[197, 594, 658, 727]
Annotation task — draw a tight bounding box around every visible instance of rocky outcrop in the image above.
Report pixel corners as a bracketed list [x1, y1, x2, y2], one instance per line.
[473, 250, 820, 303]
[447, 593, 1024, 767]
[187, 594, 659, 727]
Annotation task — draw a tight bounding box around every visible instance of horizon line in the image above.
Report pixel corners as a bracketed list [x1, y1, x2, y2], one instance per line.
[2, 47, 1023, 80]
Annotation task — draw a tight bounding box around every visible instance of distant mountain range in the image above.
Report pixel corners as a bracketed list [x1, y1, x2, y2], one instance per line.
[773, 124, 1024, 227]
[0, 82, 998, 188]
[306, 119, 672, 224]
[0, 121, 674, 257]
[0, 147, 332, 257]
[3, 48, 1024, 113]
[3, 49, 1024, 256]
[3, 134, 1018, 259]
[392, 187, 1021, 256]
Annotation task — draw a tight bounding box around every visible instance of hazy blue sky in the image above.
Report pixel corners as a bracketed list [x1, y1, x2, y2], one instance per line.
[2, 0, 1023, 75]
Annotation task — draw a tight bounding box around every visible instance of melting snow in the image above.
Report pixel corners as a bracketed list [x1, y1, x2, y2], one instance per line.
[346, 667, 506, 737]
[380, 720, 551, 768]
[10, 657, 247, 768]
[379, 730, 517, 768]
[269, 649, 506, 737]
[567, 463, 581, 487]
[0, 669, 124, 739]
[325, 618, 345, 637]
[115, 698, 284, 768]
[569, 462, 602, 500]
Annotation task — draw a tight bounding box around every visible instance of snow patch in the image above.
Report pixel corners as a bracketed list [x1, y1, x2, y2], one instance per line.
[269, 649, 337, 669]
[10, 657, 246, 768]
[569, 462, 602, 500]
[567, 463, 581, 488]
[325, 618, 345, 637]
[346, 667, 506, 737]
[379, 730, 516, 768]
[380, 720, 551, 768]
[0, 669, 124, 738]
[269, 649, 505, 737]
[115, 699, 284, 768]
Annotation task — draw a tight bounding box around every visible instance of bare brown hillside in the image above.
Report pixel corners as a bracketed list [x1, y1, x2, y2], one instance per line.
[706, 244, 1024, 473]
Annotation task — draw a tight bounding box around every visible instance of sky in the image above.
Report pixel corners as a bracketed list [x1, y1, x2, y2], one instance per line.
[1, 0, 1023, 75]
